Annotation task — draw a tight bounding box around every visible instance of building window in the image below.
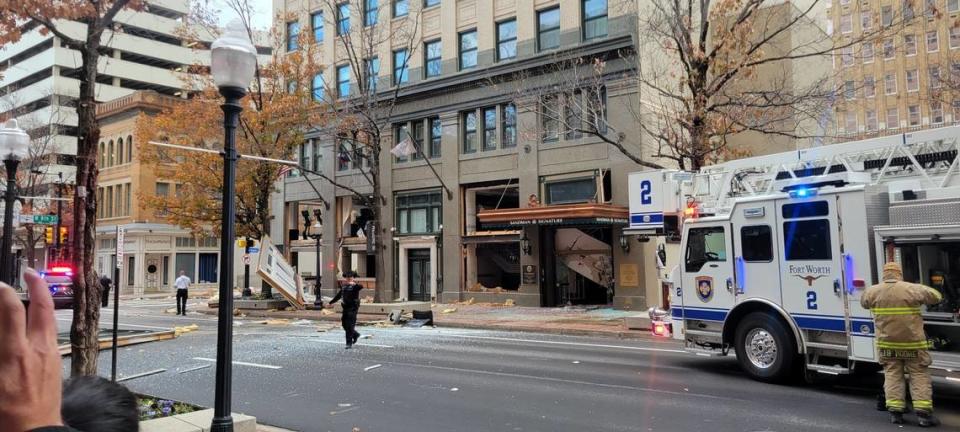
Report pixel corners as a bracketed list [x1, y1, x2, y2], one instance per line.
[117, 138, 124, 164]
[844, 111, 857, 132]
[482, 107, 497, 151]
[126, 136, 133, 163]
[954, 100, 960, 121]
[411, 120, 424, 160]
[881, 6, 893, 26]
[459, 30, 477, 70]
[300, 143, 312, 171]
[930, 66, 942, 88]
[313, 140, 321, 170]
[463, 111, 477, 153]
[394, 124, 410, 162]
[198, 253, 218, 283]
[337, 3, 350, 35]
[287, 80, 298, 93]
[866, 110, 878, 131]
[424, 40, 442, 78]
[951, 26, 960, 49]
[127, 256, 135, 285]
[393, 49, 409, 84]
[497, 19, 517, 61]
[337, 139, 352, 170]
[906, 69, 919, 91]
[861, 11, 873, 31]
[925, 0, 936, 17]
[429, 117, 441, 158]
[883, 38, 895, 59]
[841, 46, 854, 67]
[884, 72, 897, 94]
[394, 0, 408, 18]
[905, 34, 917, 56]
[928, 30, 939, 52]
[840, 14, 852, 34]
[545, 177, 597, 205]
[886, 107, 899, 128]
[312, 12, 324, 42]
[541, 94, 560, 141]
[424, 0, 439, 8]
[108, 140, 114, 166]
[155, 182, 170, 197]
[583, 0, 608, 40]
[365, 57, 379, 93]
[903, 1, 916, 21]
[862, 41, 874, 63]
[844, 80, 855, 99]
[312, 73, 325, 101]
[502, 103, 516, 148]
[932, 102, 944, 124]
[365, 0, 378, 26]
[565, 91, 583, 139]
[337, 64, 350, 98]
[908, 105, 921, 126]
[864, 75, 876, 97]
[537, 7, 560, 51]
[287, 21, 300, 51]
[951, 0, 960, 13]
[396, 191, 442, 234]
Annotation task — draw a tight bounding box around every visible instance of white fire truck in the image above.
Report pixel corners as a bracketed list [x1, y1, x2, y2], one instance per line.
[628, 125, 960, 383]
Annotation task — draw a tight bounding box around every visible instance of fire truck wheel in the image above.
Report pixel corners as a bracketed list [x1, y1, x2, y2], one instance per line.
[734, 312, 797, 383]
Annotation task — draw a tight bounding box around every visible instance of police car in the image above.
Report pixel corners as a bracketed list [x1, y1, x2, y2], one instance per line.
[42, 266, 75, 309]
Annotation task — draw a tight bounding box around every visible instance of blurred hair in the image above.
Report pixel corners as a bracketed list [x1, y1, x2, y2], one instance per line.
[62, 376, 139, 432]
[343, 270, 358, 278]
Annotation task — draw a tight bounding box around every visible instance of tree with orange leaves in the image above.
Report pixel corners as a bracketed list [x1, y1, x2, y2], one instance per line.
[0, 0, 143, 376]
[136, 4, 325, 298]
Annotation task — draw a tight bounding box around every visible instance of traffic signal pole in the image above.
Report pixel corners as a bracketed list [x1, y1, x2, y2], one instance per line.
[54, 172, 62, 260]
[242, 237, 251, 298]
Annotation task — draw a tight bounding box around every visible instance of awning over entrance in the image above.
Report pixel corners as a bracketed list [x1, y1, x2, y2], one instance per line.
[477, 204, 629, 230]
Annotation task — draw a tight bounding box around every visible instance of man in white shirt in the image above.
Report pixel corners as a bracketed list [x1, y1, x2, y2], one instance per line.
[174, 271, 191, 316]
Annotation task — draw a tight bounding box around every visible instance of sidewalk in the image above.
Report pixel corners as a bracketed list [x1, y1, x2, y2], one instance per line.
[197, 300, 654, 339]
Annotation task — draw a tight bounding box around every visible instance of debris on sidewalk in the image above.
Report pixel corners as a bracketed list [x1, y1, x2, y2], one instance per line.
[256, 319, 290, 326]
[504, 299, 515, 306]
[320, 308, 334, 316]
[361, 295, 374, 303]
[363, 364, 382, 371]
[441, 307, 457, 314]
[174, 324, 199, 336]
[290, 319, 314, 326]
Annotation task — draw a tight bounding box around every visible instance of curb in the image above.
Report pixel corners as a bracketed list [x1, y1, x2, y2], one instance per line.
[196, 308, 655, 340]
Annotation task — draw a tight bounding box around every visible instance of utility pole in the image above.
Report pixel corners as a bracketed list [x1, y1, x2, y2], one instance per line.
[54, 172, 62, 261]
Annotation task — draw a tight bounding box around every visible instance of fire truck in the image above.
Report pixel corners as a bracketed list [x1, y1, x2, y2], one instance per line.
[628, 125, 960, 383]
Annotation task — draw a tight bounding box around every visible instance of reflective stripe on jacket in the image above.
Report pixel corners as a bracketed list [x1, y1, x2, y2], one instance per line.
[860, 279, 942, 350]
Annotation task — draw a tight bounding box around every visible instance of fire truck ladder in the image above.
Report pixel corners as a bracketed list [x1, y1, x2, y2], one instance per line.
[690, 125, 960, 213]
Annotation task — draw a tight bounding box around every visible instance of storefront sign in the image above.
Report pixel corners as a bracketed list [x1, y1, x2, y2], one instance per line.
[619, 263, 640, 287]
[522, 264, 538, 285]
[256, 235, 305, 309]
[489, 217, 629, 229]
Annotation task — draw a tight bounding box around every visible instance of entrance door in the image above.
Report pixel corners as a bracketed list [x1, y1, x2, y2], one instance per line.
[408, 249, 431, 301]
[776, 197, 847, 334]
[680, 223, 735, 319]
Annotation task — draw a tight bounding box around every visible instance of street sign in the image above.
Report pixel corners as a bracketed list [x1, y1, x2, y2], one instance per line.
[116, 227, 125, 269]
[17, 215, 32, 224]
[242, 254, 251, 265]
[15, 214, 59, 225]
[248, 247, 260, 254]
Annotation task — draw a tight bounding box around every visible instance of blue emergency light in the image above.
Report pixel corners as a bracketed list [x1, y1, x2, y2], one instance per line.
[788, 188, 817, 199]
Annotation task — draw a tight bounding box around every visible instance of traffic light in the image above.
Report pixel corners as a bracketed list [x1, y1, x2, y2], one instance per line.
[44, 227, 54, 244]
[59, 227, 68, 244]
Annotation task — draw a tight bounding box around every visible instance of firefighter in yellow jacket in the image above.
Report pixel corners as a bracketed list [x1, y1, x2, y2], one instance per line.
[861, 262, 943, 427]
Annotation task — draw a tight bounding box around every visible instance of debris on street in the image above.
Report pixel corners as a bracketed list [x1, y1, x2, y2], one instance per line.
[364, 364, 382, 371]
[174, 324, 199, 336]
[441, 308, 457, 314]
[257, 319, 290, 326]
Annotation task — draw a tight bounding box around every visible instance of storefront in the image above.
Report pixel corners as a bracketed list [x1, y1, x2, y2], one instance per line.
[478, 203, 629, 307]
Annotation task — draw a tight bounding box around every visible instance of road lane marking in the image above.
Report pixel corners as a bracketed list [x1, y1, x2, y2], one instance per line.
[386, 360, 743, 401]
[178, 364, 213, 374]
[192, 357, 282, 369]
[438, 334, 686, 353]
[312, 339, 395, 348]
[55, 318, 170, 331]
[117, 369, 166, 382]
[364, 364, 382, 371]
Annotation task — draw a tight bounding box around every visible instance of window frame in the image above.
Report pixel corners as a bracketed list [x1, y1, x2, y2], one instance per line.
[312, 72, 325, 101]
[364, 0, 378, 26]
[537, 7, 561, 52]
[886, 107, 899, 128]
[287, 21, 301, 51]
[424, 39, 442, 78]
[336, 3, 350, 36]
[312, 12, 324, 42]
[463, 110, 478, 154]
[394, 0, 409, 18]
[459, 29, 478, 70]
[582, 0, 608, 41]
[395, 191, 443, 234]
[393, 49, 409, 85]
[496, 18, 517, 62]
[365, 56, 379, 93]
[928, 30, 940, 53]
[502, 103, 517, 148]
[864, 75, 876, 98]
[336, 64, 351, 98]
[908, 104, 921, 126]
[685, 226, 728, 272]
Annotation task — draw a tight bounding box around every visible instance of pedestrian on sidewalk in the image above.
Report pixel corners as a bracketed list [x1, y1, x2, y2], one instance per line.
[327, 270, 363, 349]
[861, 262, 943, 427]
[174, 270, 191, 316]
[98, 274, 112, 308]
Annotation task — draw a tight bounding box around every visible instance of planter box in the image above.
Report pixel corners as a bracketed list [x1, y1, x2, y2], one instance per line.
[139, 409, 256, 432]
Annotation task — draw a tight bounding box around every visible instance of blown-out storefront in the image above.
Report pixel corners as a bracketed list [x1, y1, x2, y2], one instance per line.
[478, 203, 630, 307]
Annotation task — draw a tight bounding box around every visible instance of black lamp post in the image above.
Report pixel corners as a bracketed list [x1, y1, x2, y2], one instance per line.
[308, 212, 322, 307]
[210, 20, 257, 432]
[0, 119, 29, 285]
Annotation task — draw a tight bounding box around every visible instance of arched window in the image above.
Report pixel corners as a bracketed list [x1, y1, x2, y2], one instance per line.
[117, 137, 124, 164]
[126, 135, 133, 163]
[108, 140, 114, 167]
[99, 142, 105, 167]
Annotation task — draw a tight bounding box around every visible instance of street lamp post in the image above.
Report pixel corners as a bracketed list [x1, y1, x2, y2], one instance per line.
[210, 20, 257, 432]
[308, 214, 322, 307]
[0, 119, 30, 285]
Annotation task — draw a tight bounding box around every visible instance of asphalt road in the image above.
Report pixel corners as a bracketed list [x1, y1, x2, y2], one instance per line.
[58, 299, 960, 432]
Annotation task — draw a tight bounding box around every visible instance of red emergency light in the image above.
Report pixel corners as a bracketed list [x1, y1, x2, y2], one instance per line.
[49, 266, 73, 274]
[652, 322, 672, 337]
[683, 199, 700, 219]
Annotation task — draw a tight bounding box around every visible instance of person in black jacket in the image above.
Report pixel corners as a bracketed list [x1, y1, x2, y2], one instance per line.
[327, 270, 363, 348]
[99, 274, 112, 308]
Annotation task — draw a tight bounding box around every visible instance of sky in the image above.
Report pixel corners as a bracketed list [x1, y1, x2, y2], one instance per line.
[213, 0, 273, 31]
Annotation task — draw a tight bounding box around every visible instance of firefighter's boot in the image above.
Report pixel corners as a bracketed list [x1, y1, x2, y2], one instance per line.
[876, 394, 887, 411]
[889, 411, 904, 425]
[917, 411, 940, 428]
